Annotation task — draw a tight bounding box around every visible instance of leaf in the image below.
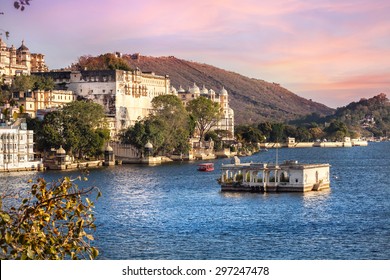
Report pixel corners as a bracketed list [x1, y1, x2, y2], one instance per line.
[5, 231, 12, 244]
[85, 234, 94, 241]
[0, 212, 11, 223]
[27, 247, 34, 259]
[90, 247, 99, 259]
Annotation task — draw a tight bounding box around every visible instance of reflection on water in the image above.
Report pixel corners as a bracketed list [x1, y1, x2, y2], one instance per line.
[1, 143, 390, 259]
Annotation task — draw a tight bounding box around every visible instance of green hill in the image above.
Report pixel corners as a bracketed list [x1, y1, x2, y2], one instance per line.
[331, 93, 390, 137]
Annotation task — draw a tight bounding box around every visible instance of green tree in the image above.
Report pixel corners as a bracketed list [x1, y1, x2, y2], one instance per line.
[324, 120, 349, 141]
[269, 123, 285, 142]
[257, 122, 273, 141]
[0, 176, 101, 260]
[120, 118, 165, 155]
[10, 75, 34, 92]
[235, 125, 264, 144]
[33, 101, 110, 158]
[32, 76, 55, 91]
[150, 95, 190, 154]
[187, 96, 221, 142]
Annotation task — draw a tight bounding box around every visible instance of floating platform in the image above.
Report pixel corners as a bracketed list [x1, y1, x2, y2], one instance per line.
[219, 159, 330, 193]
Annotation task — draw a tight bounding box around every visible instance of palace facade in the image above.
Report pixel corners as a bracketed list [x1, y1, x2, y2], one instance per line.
[0, 38, 48, 78]
[12, 89, 77, 118]
[33, 69, 171, 135]
[172, 83, 235, 139]
[0, 119, 42, 172]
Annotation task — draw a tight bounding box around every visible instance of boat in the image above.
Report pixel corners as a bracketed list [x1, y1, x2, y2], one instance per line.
[197, 163, 214, 172]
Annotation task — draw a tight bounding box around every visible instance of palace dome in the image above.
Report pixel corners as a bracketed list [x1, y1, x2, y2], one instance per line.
[104, 144, 113, 152]
[189, 83, 200, 94]
[56, 145, 66, 154]
[170, 86, 177, 94]
[201, 85, 208, 94]
[220, 87, 228, 96]
[145, 141, 153, 149]
[17, 40, 29, 52]
[177, 85, 185, 93]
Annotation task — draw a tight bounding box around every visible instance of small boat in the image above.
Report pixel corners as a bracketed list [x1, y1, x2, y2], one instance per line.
[197, 163, 214, 172]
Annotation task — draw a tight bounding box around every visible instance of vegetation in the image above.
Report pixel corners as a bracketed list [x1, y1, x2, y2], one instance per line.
[0, 176, 101, 260]
[72, 53, 132, 71]
[120, 95, 222, 155]
[120, 95, 193, 155]
[187, 96, 221, 142]
[13, 0, 31, 11]
[292, 93, 390, 138]
[28, 100, 110, 158]
[10, 75, 55, 92]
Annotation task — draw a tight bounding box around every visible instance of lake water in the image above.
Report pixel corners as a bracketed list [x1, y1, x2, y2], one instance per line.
[1, 142, 390, 260]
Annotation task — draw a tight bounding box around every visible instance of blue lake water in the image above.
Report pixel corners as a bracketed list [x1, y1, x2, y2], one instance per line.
[1, 142, 390, 260]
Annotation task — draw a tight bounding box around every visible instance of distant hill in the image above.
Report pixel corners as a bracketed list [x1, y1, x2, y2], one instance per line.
[72, 53, 334, 124]
[292, 93, 390, 137]
[330, 93, 390, 137]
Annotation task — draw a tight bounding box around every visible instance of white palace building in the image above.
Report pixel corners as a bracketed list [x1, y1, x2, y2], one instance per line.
[0, 119, 42, 172]
[34, 70, 235, 139]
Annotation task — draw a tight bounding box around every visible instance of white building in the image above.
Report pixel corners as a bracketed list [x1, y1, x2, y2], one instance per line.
[12, 89, 76, 118]
[0, 38, 48, 78]
[0, 119, 42, 172]
[171, 83, 235, 139]
[34, 69, 170, 136]
[220, 160, 330, 192]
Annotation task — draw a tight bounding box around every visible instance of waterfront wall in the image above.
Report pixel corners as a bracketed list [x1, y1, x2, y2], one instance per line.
[260, 140, 367, 149]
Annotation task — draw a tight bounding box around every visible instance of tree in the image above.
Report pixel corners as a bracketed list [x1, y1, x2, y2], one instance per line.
[120, 118, 165, 155]
[11, 75, 55, 92]
[324, 120, 349, 141]
[10, 75, 34, 92]
[32, 101, 110, 158]
[13, 1, 31, 11]
[150, 95, 190, 154]
[187, 96, 221, 142]
[235, 125, 265, 144]
[0, 176, 101, 260]
[73, 54, 131, 71]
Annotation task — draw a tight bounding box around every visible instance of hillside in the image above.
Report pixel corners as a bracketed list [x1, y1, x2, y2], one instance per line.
[73, 54, 334, 124]
[331, 93, 390, 137]
[292, 93, 390, 138]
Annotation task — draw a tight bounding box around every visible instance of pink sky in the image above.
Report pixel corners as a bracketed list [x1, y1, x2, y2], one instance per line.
[1, 0, 389, 108]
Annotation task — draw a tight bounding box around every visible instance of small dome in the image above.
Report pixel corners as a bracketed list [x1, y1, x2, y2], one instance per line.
[17, 40, 29, 52]
[177, 85, 185, 93]
[220, 87, 228, 96]
[0, 38, 6, 48]
[201, 85, 208, 94]
[209, 89, 215, 95]
[145, 141, 153, 149]
[105, 144, 113, 152]
[189, 83, 200, 94]
[170, 86, 177, 94]
[56, 145, 66, 154]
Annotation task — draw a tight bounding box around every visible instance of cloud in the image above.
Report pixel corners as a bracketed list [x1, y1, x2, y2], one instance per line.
[2, 0, 389, 107]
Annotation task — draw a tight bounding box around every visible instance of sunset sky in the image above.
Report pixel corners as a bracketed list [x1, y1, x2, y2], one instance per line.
[1, 0, 389, 108]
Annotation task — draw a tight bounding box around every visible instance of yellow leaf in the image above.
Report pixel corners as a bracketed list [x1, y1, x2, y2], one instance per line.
[85, 234, 94, 241]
